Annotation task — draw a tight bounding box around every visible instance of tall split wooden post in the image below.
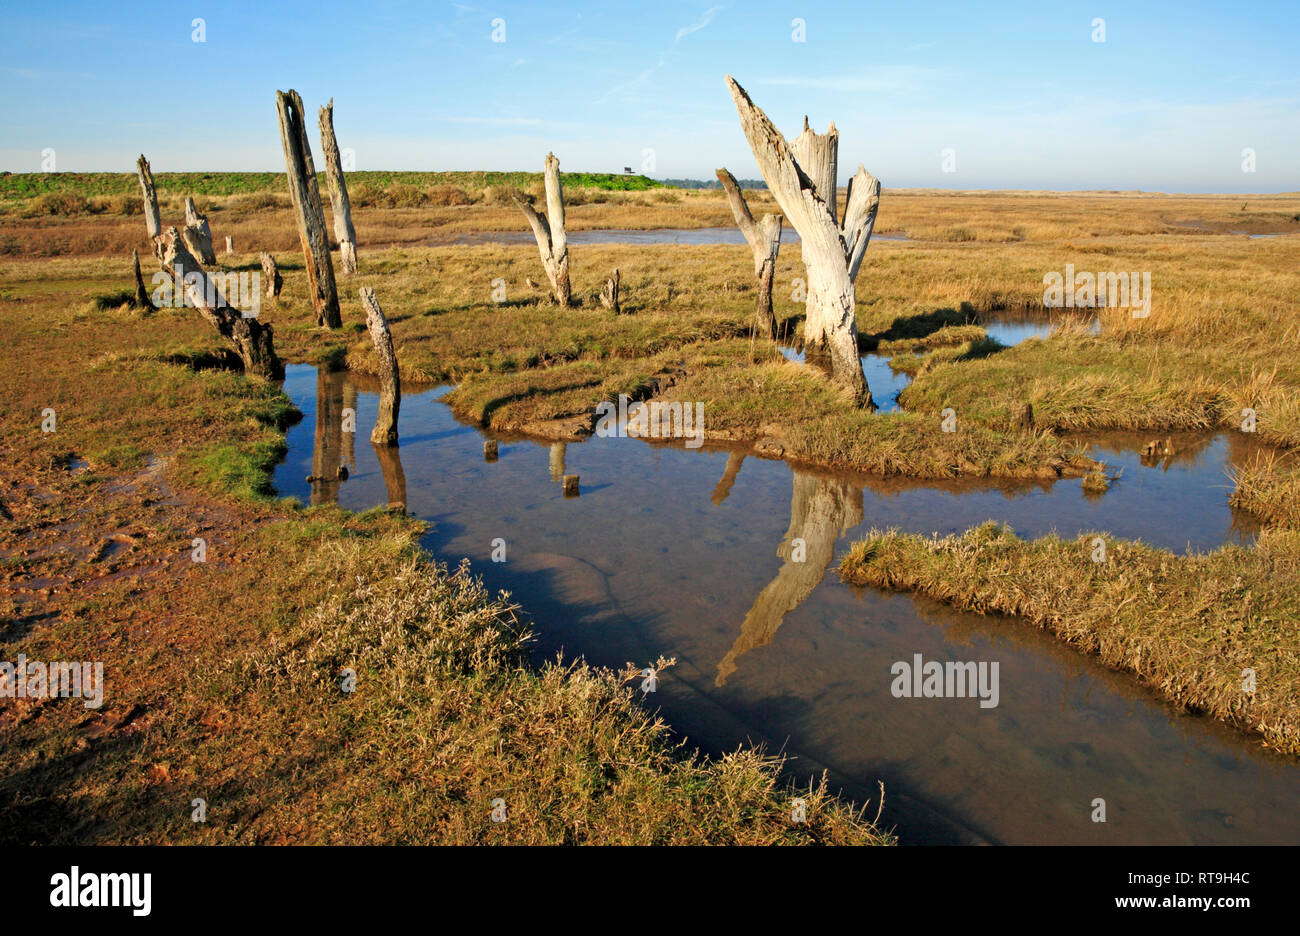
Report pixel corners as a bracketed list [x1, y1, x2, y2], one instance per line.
[276, 89, 342, 328]
[318, 99, 357, 275]
[358, 288, 400, 446]
[716, 168, 782, 340]
[725, 76, 881, 409]
[513, 153, 570, 306]
[136, 154, 162, 258]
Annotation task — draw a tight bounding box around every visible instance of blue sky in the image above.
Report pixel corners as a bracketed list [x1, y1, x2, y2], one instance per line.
[2, 0, 1297, 191]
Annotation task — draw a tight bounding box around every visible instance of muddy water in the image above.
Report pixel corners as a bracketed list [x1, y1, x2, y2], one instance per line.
[273, 366, 1299, 844]
[447, 228, 910, 247]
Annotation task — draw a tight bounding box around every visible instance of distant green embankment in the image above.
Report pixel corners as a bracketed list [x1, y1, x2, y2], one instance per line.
[0, 170, 664, 202]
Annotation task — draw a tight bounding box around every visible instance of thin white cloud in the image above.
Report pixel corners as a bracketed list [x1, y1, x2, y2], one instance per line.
[595, 4, 726, 104]
[676, 5, 723, 42]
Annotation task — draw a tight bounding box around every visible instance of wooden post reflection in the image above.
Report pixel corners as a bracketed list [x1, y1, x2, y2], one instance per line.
[311, 369, 346, 505]
[372, 441, 407, 511]
[711, 452, 746, 506]
[716, 471, 863, 686]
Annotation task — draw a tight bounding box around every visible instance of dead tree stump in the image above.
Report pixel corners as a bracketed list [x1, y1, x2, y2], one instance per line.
[716, 168, 781, 339]
[725, 76, 881, 409]
[276, 88, 342, 328]
[259, 252, 283, 298]
[136, 154, 162, 258]
[358, 287, 400, 445]
[513, 153, 570, 305]
[158, 227, 283, 379]
[599, 268, 620, 313]
[318, 99, 358, 275]
[183, 197, 216, 265]
[562, 474, 580, 497]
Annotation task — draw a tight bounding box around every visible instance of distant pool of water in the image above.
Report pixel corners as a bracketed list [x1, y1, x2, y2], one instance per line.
[447, 228, 910, 246]
[779, 311, 1100, 412]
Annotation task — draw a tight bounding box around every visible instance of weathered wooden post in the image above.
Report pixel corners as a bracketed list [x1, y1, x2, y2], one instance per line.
[259, 252, 283, 299]
[158, 227, 283, 379]
[318, 99, 358, 275]
[183, 197, 216, 265]
[513, 153, 570, 305]
[136, 154, 161, 257]
[275, 88, 342, 328]
[715, 168, 782, 339]
[358, 287, 400, 445]
[225, 235, 234, 256]
[598, 268, 620, 313]
[562, 474, 580, 497]
[131, 248, 153, 311]
[725, 76, 881, 409]
[483, 440, 499, 461]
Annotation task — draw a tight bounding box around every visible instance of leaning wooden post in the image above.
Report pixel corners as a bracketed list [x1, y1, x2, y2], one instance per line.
[131, 248, 153, 311]
[725, 76, 880, 409]
[358, 287, 400, 445]
[318, 99, 358, 275]
[136, 154, 162, 257]
[158, 227, 283, 379]
[512, 153, 570, 305]
[716, 168, 782, 339]
[275, 88, 342, 328]
[183, 197, 216, 265]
